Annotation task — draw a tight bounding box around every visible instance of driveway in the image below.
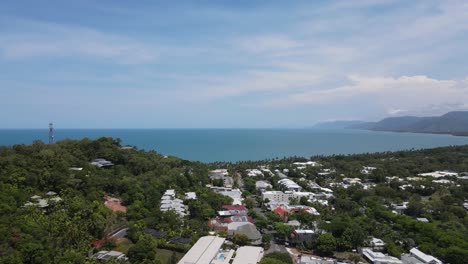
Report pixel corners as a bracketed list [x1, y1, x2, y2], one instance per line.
[110, 227, 128, 239]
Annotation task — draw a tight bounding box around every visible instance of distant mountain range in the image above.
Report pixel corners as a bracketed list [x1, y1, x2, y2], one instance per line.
[312, 120, 366, 129]
[348, 111, 468, 136]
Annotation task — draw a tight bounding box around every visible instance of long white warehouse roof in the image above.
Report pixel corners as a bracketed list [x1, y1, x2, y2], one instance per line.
[178, 236, 225, 264]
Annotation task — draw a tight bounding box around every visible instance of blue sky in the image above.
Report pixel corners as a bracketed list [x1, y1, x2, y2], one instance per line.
[1, 0, 468, 128]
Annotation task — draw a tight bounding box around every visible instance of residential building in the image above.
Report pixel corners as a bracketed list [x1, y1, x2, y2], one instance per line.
[185, 192, 197, 200]
[256, 181, 272, 191]
[286, 220, 301, 228]
[416, 218, 429, 223]
[218, 189, 243, 205]
[227, 222, 262, 245]
[401, 248, 442, 264]
[92, 251, 128, 261]
[231, 246, 264, 264]
[299, 255, 335, 264]
[370, 237, 386, 251]
[362, 248, 402, 264]
[418, 170, 458, 178]
[290, 230, 315, 244]
[263, 191, 295, 204]
[178, 236, 225, 264]
[293, 161, 320, 167]
[90, 158, 114, 168]
[361, 166, 377, 175]
[221, 205, 248, 216]
[278, 179, 302, 192]
[246, 169, 264, 177]
[160, 190, 186, 217]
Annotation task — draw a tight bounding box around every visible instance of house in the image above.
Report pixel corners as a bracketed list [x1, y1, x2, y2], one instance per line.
[24, 192, 62, 208]
[218, 189, 243, 205]
[231, 246, 264, 264]
[169, 236, 192, 245]
[262, 191, 296, 204]
[144, 229, 167, 238]
[317, 169, 336, 177]
[290, 230, 315, 244]
[90, 158, 114, 168]
[160, 190, 187, 217]
[418, 170, 458, 178]
[274, 207, 288, 221]
[361, 248, 403, 264]
[91, 251, 128, 261]
[185, 192, 197, 200]
[370, 237, 386, 251]
[246, 169, 264, 177]
[293, 161, 320, 167]
[299, 255, 335, 264]
[391, 202, 408, 214]
[210, 172, 234, 188]
[286, 220, 301, 228]
[432, 179, 453, 184]
[256, 181, 272, 191]
[401, 248, 442, 264]
[278, 179, 302, 192]
[288, 205, 320, 216]
[227, 222, 262, 245]
[361, 166, 377, 175]
[178, 236, 226, 264]
[416, 218, 429, 223]
[222, 205, 248, 216]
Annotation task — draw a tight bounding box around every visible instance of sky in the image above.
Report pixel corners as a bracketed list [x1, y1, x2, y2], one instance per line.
[1, 0, 468, 128]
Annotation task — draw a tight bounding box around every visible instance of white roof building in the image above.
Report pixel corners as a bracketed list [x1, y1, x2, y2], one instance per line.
[210, 169, 229, 176]
[185, 192, 197, 200]
[219, 189, 243, 205]
[293, 161, 320, 167]
[299, 255, 335, 264]
[178, 236, 225, 264]
[231, 246, 264, 264]
[362, 248, 403, 264]
[246, 169, 264, 177]
[164, 189, 176, 197]
[160, 190, 186, 217]
[278, 178, 302, 192]
[256, 181, 272, 190]
[401, 248, 442, 264]
[262, 191, 296, 204]
[370, 237, 386, 251]
[362, 166, 377, 175]
[92, 250, 128, 261]
[418, 171, 458, 178]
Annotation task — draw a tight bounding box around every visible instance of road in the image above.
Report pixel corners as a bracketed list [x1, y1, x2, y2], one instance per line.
[110, 227, 128, 239]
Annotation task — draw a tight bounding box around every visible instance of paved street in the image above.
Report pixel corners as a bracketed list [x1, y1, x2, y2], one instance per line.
[110, 227, 128, 239]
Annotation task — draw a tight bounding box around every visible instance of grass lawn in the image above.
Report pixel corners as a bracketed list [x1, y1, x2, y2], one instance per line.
[156, 248, 184, 263]
[115, 238, 133, 253]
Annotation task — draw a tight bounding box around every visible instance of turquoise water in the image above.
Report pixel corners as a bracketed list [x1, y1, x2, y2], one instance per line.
[0, 129, 467, 162]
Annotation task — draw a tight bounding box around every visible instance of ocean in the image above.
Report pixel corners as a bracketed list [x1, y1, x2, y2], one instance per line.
[0, 129, 467, 162]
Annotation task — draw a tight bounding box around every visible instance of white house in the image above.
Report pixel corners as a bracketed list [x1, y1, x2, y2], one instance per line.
[401, 248, 442, 264]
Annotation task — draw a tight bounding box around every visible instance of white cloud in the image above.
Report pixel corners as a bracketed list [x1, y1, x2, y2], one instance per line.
[255, 75, 468, 116]
[236, 34, 300, 55]
[0, 19, 158, 64]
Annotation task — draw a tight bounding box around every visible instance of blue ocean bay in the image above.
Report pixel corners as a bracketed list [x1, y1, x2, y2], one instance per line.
[0, 129, 467, 162]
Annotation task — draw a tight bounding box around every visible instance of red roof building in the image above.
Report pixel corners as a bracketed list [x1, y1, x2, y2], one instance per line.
[274, 207, 288, 221]
[222, 205, 247, 211]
